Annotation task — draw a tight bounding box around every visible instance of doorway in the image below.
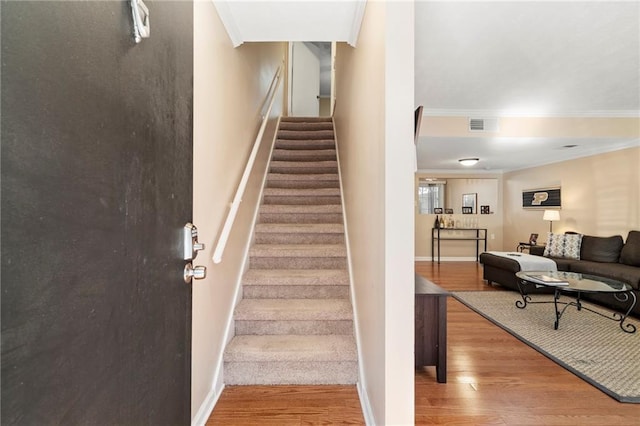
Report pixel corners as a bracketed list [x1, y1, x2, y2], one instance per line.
[288, 42, 334, 117]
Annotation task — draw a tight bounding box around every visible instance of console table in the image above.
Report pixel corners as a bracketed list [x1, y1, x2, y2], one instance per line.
[415, 274, 449, 383]
[431, 228, 487, 263]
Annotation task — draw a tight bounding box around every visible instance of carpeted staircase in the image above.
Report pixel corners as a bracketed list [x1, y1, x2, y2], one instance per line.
[223, 116, 358, 385]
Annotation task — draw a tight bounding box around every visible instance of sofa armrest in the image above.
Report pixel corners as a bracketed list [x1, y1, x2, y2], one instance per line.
[530, 246, 545, 256]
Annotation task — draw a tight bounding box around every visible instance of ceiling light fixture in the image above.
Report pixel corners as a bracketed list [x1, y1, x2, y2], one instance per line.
[458, 158, 479, 166]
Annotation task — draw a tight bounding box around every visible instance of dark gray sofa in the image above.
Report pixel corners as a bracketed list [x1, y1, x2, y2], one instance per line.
[480, 231, 640, 316]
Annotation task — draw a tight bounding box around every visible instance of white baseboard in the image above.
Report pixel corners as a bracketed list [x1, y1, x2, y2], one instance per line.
[357, 381, 376, 426]
[415, 256, 478, 262]
[191, 382, 224, 426]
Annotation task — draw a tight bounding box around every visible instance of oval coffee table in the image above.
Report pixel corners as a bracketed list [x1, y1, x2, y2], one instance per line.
[515, 270, 637, 334]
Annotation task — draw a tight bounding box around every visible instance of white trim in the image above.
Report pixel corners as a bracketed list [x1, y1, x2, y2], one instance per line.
[357, 380, 376, 426]
[415, 256, 478, 262]
[333, 118, 372, 424]
[191, 383, 224, 426]
[416, 168, 504, 175]
[422, 108, 640, 118]
[212, 1, 243, 47]
[347, 0, 367, 47]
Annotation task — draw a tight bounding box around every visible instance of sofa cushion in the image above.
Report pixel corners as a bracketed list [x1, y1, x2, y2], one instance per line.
[580, 235, 624, 263]
[569, 261, 640, 290]
[620, 230, 640, 267]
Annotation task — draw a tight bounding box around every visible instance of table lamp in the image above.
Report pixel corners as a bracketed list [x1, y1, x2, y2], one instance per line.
[543, 210, 560, 232]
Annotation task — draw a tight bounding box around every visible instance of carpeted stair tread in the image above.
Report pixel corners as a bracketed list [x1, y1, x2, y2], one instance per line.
[266, 173, 339, 189]
[234, 298, 353, 321]
[224, 335, 357, 362]
[250, 244, 346, 258]
[275, 139, 336, 150]
[277, 130, 335, 140]
[263, 188, 341, 197]
[243, 269, 349, 286]
[278, 121, 334, 131]
[255, 223, 344, 234]
[272, 149, 336, 161]
[260, 204, 342, 214]
[242, 286, 350, 300]
[270, 160, 337, 172]
[281, 116, 333, 123]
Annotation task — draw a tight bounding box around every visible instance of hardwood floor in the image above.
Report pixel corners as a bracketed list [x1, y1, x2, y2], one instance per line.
[208, 261, 640, 425]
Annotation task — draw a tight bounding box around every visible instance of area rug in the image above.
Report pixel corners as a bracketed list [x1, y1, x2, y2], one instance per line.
[452, 291, 640, 403]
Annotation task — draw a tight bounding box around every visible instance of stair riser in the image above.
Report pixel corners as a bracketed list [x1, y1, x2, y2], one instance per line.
[272, 154, 337, 162]
[267, 180, 340, 189]
[243, 285, 349, 299]
[277, 130, 335, 140]
[281, 117, 332, 123]
[250, 257, 347, 270]
[259, 213, 343, 224]
[255, 233, 344, 244]
[235, 320, 353, 335]
[278, 122, 334, 131]
[224, 361, 358, 385]
[270, 166, 338, 174]
[263, 195, 342, 205]
[275, 141, 335, 150]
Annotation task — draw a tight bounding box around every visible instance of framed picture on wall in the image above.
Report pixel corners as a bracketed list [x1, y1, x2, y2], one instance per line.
[480, 205, 490, 214]
[444, 208, 454, 214]
[462, 207, 473, 214]
[462, 193, 477, 214]
[433, 207, 443, 214]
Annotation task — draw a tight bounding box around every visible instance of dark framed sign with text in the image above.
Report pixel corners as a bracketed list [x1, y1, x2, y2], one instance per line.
[522, 187, 561, 209]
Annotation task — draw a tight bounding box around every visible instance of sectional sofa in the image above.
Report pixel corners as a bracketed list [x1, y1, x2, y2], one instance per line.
[480, 231, 640, 316]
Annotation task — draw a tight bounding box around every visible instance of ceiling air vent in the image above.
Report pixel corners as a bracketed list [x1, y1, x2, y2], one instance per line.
[469, 118, 499, 132]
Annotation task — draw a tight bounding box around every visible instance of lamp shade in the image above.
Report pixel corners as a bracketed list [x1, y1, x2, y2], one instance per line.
[543, 210, 560, 221]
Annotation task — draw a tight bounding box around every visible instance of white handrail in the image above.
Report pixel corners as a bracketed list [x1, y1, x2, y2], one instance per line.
[212, 64, 283, 264]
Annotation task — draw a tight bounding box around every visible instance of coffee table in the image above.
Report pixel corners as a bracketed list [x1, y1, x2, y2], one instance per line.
[515, 271, 637, 334]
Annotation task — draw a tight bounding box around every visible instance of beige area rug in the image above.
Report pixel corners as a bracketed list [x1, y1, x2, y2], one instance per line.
[453, 291, 640, 403]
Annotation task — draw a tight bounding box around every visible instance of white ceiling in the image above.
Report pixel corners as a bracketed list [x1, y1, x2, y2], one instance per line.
[415, 1, 640, 172]
[213, 1, 365, 47]
[213, 1, 640, 173]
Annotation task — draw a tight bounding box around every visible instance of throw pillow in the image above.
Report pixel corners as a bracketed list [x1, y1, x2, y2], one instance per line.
[563, 234, 583, 259]
[620, 230, 640, 267]
[544, 233, 565, 258]
[581, 235, 624, 263]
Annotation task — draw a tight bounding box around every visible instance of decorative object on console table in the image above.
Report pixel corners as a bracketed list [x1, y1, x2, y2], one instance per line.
[529, 233, 538, 245]
[543, 210, 560, 232]
[462, 206, 473, 214]
[480, 205, 490, 214]
[522, 186, 561, 209]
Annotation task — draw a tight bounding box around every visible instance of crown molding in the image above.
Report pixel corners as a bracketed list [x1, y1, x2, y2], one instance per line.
[213, 1, 243, 48]
[347, 0, 367, 47]
[422, 108, 640, 118]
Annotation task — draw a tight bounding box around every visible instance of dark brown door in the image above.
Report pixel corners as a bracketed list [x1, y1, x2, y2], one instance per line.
[1, 2, 193, 424]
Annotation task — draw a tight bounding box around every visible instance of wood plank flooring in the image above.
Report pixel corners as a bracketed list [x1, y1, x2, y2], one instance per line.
[207, 261, 640, 425]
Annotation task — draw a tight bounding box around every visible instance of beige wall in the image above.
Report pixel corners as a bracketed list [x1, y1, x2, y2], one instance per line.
[193, 2, 286, 421]
[334, 2, 415, 424]
[415, 175, 504, 258]
[503, 146, 640, 248]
